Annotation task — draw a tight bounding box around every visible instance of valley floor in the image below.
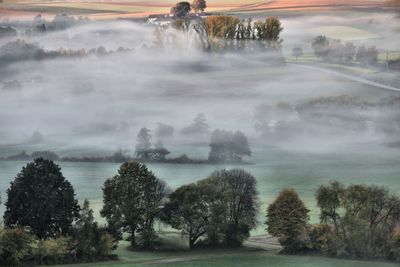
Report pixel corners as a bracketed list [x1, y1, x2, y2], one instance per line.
[54, 235, 399, 267]
[55, 247, 400, 267]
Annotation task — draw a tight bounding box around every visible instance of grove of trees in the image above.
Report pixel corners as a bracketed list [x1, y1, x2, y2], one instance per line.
[311, 35, 378, 65]
[163, 169, 259, 248]
[208, 129, 251, 163]
[155, 15, 284, 53]
[266, 183, 400, 261]
[2, 158, 400, 265]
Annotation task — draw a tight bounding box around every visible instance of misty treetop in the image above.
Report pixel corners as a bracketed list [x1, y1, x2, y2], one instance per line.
[181, 113, 209, 135]
[254, 95, 400, 139]
[311, 35, 378, 65]
[208, 129, 251, 163]
[135, 127, 170, 161]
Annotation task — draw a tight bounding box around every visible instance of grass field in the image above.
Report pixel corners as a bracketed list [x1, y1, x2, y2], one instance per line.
[308, 26, 380, 41]
[53, 239, 400, 267]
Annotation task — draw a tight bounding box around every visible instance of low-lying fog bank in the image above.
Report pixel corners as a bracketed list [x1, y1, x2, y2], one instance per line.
[0, 13, 399, 157]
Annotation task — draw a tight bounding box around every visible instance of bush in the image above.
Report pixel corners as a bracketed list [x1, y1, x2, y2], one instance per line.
[308, 224, 342, 256]
[36, 236, 72, 265]
[0, 228, 36, 266]
[97, 233, 115, 258]
[387, 229, 400, 262]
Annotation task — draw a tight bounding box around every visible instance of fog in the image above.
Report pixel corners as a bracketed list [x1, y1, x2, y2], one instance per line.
[0, 12, 399, 158]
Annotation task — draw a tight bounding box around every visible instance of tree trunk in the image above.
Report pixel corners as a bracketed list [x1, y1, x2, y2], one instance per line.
[130, 229, 136, 248]
[189, 238, 194, 250]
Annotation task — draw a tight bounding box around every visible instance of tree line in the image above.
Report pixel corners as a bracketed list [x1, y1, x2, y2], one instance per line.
[1, 158, 399, 265]
[311, 35, 378, 65]
[154, 15, 284, 53]
[267, 182, 400, 261]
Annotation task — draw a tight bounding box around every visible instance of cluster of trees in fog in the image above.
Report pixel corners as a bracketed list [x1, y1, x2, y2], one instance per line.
[135, 127, 170, 161]
[312, 35, 378, 65]
[208, 130, 251, 163]
[27, 14, 89, 35]
[1, 150, 59, 161]
[134, 124, 251, 163]
[154, 15, 284, 53]
[0, 39, 131, 69]
[2, 117, 252, 164]
[2, 158, 399, 265]
[254, 95, 400, 138]
[0, 159, 258, 265]
[267, 182, 400, 262]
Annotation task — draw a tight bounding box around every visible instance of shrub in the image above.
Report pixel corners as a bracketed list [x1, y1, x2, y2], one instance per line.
[308, 224, 341, 256]
[387, 229, 400, 262]
[0, 227, 36, 266]
[36, 236, 72, 265]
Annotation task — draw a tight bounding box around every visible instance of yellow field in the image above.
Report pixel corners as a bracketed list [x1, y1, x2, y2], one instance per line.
[0, 0, 388, 20]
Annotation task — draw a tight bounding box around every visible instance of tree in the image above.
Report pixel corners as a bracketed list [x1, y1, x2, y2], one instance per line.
[135, 127, 152, 160]
[4, 158, 79, 239]
[208, 129, 251, 163]
[343, 42, 356, 63]
[316, 181, 345, 235]
[231, 131, 251, 160]
[266, 189, 310, 253]
[315, 182, 400, 259]
[312, 35, 330, 59]
[356, 45, 378, 66]
[151, 140, 170, 161]
[73, 199, 107, 260]
[181, 113, 209, 135]
[205, 15, 240, 40]
[171, 2, 191, 18]
[292, 46, 303, 60]
[201, 169, 258, 247]
[192, 0, 207, 13]
[341, 185, 400, 258]
[253, 17, 283, 49]
[162, 183, 210, 249]
[101, 161, 167, 249]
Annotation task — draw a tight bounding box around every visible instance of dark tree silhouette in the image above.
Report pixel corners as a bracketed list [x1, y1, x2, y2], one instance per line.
[192, 0, 207, 13]
[170, 2, 191, 17]
[4, 158, 79, 239]
[101, 161, 166, 248]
